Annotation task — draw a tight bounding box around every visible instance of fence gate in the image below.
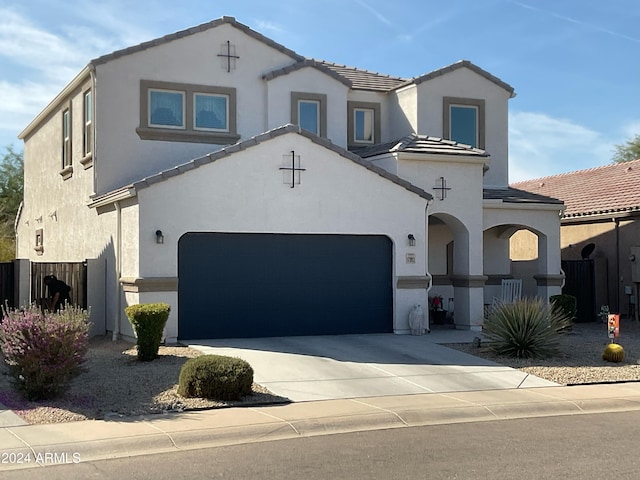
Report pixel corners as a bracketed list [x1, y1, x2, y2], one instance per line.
[0, 261, 15, 308]
[31, 262, 88, 309]
[561, 259, 595, 322]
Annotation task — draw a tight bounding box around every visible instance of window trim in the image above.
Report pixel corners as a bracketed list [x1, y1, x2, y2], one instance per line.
[443, 97, 485, 149]
[291, 92, 327, 138]
[347, 101, 381, 148]
[35, 228, 44, 255]
[137, 80, 239, 144]
[148, 88, 186, 130]
[80, 87, 94, 169]
[60, 103, 73, 179]
[193, 92, 230, 132]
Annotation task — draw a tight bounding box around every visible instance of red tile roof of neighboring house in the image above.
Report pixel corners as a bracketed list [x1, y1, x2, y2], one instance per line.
[511, 159, 640, 219]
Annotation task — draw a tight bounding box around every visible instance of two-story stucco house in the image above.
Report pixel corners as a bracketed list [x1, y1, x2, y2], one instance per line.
[16, 16, 564, 342]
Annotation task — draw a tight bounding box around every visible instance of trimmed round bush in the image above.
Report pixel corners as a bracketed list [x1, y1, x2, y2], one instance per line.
[602, 343, 625, 363]
[124, 303, 170, 361]
[177, 355, 254, 400]
[484, 298, 573, 359]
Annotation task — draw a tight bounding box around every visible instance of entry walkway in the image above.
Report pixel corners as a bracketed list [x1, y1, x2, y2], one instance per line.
[190, 330, 556, 402]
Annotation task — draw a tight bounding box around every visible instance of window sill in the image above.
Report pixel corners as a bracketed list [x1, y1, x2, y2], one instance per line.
[136, 127, 240, 145]
[34, 246, 44, 256]
[59, 165, 74, 180]
[80, 153, 93, 169]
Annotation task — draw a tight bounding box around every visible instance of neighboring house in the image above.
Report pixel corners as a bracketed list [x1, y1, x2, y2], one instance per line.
[512, 159, 640, 321]
[16, 16, 564, 342]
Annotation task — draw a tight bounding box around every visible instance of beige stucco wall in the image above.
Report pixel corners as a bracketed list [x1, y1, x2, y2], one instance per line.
[135, 132, 429, 339]
[93, 23, 297, 194]
[265, 67, 349, 147]
[415, 68, 511, 188]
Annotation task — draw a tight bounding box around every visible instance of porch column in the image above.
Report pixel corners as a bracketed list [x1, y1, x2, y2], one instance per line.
[451, 275, 488, 331]
[536, 230, 564, 301]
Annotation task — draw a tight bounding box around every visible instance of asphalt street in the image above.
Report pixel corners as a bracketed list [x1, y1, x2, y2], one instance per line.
[5, 410, 640, 480]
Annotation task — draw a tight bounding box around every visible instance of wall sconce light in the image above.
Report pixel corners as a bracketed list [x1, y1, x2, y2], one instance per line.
[155, 230, 164, 244]
[408, 234, 416, 247]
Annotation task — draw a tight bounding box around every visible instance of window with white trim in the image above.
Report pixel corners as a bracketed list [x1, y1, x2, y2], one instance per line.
[347, 101, 380, 148]
[62, 108, 71, 168]
[83, 90, 92, 157]
[194, 93, 229, 131]
[443, 97, 485, 149]
[291, 92, 327, 138]
[149, 89, 185, 128]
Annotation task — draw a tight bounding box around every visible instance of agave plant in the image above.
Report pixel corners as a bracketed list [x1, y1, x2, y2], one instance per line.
[483, 298, 572, 359]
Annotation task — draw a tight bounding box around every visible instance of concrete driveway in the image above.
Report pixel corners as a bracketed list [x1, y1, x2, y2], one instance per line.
[188, 330, 557, 402]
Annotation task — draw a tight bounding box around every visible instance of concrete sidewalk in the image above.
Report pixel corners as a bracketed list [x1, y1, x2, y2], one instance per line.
[2, 382, 640, 471]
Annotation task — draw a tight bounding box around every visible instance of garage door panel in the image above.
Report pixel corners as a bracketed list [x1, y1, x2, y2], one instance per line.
[178, 233, 392, 339]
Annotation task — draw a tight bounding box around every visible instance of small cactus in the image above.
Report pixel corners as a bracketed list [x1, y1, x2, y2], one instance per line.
[602, 343, 625, 363]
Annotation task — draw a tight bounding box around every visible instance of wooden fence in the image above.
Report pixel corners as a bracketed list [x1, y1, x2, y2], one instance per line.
[31, 261, 87, 309]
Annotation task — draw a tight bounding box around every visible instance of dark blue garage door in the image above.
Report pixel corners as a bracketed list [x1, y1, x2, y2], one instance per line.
[178, 233, 393, 339]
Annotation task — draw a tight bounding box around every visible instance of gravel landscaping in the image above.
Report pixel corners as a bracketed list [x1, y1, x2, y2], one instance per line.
[0, 336, 288, 425]
[445, 319, 640, 385]
[1, 320, 639, 425]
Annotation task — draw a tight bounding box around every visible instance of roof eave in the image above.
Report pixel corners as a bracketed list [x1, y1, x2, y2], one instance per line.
[18, 65, 94, 141]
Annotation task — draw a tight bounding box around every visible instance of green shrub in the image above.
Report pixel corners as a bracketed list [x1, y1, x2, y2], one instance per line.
[124, 303, 170, 361]
[483, 298, 572, 359]
[550, 294, 577, 322]
[0, 305, 90, 400]
[177, 355, 253, 400]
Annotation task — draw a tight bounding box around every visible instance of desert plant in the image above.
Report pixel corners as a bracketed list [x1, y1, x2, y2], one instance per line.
[550, 294, 577, 321]
[602, 343, 625, 363]
[124, 303, 170, 361]
[483, 298, 572, 359]
[177, 355, 253, 400]
[0, 305, 90, 400]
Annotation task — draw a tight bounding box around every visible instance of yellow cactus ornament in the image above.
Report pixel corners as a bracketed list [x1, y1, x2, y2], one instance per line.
[602, 343, 625, 363]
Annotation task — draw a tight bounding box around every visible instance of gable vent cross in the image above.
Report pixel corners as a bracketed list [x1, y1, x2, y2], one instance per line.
[433, 176, 451, 200]
[280, 150, 306, 188]
[218, 40, 239, 72]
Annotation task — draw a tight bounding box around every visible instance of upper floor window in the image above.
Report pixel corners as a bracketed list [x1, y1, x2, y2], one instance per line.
[83, 90, 92, 156]
[443, 97, 485, 149]
[138, 80, 239, 145]
[291, 92, 327, 137]
[194, 93, 229, 131]
[149, 89, 185, 128]
[62, 108, 71, 167]
[347, 101, 381, 148]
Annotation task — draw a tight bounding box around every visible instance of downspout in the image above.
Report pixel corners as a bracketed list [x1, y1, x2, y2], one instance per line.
[89, 65, 97, 195]
[425, 199, 433, 299]
[112, 201, 122, 341]
[614, 217, 620, 313]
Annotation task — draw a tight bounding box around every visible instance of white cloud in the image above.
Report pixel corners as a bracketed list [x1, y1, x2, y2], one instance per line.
[508, 111, 615, 182]
[354, 0, 392, 26]
[254, 20, 285, 35]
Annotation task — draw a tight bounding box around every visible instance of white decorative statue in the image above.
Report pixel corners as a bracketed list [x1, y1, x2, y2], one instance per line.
[408, 304, 427, 335]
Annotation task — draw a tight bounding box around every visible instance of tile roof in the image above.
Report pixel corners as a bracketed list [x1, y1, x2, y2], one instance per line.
[397, 60, 516, 97]
[90, 16, 304, 66]
[511, 159, 640, 219]
[354, 134, 489, 158]
[88, 125, 433, 206]
[314, 61, 406, 92]
[262, 59, 352, 87]
[483, 187, 563, 205]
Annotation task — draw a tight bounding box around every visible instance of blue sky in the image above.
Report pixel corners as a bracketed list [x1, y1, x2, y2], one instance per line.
[1, 0, 638, 182]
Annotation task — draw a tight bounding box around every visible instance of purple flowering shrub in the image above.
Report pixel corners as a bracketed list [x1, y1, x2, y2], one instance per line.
[0, 305, 90, 400]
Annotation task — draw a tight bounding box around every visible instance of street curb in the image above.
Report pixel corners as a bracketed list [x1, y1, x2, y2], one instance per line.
[3, 385, 640, 471]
